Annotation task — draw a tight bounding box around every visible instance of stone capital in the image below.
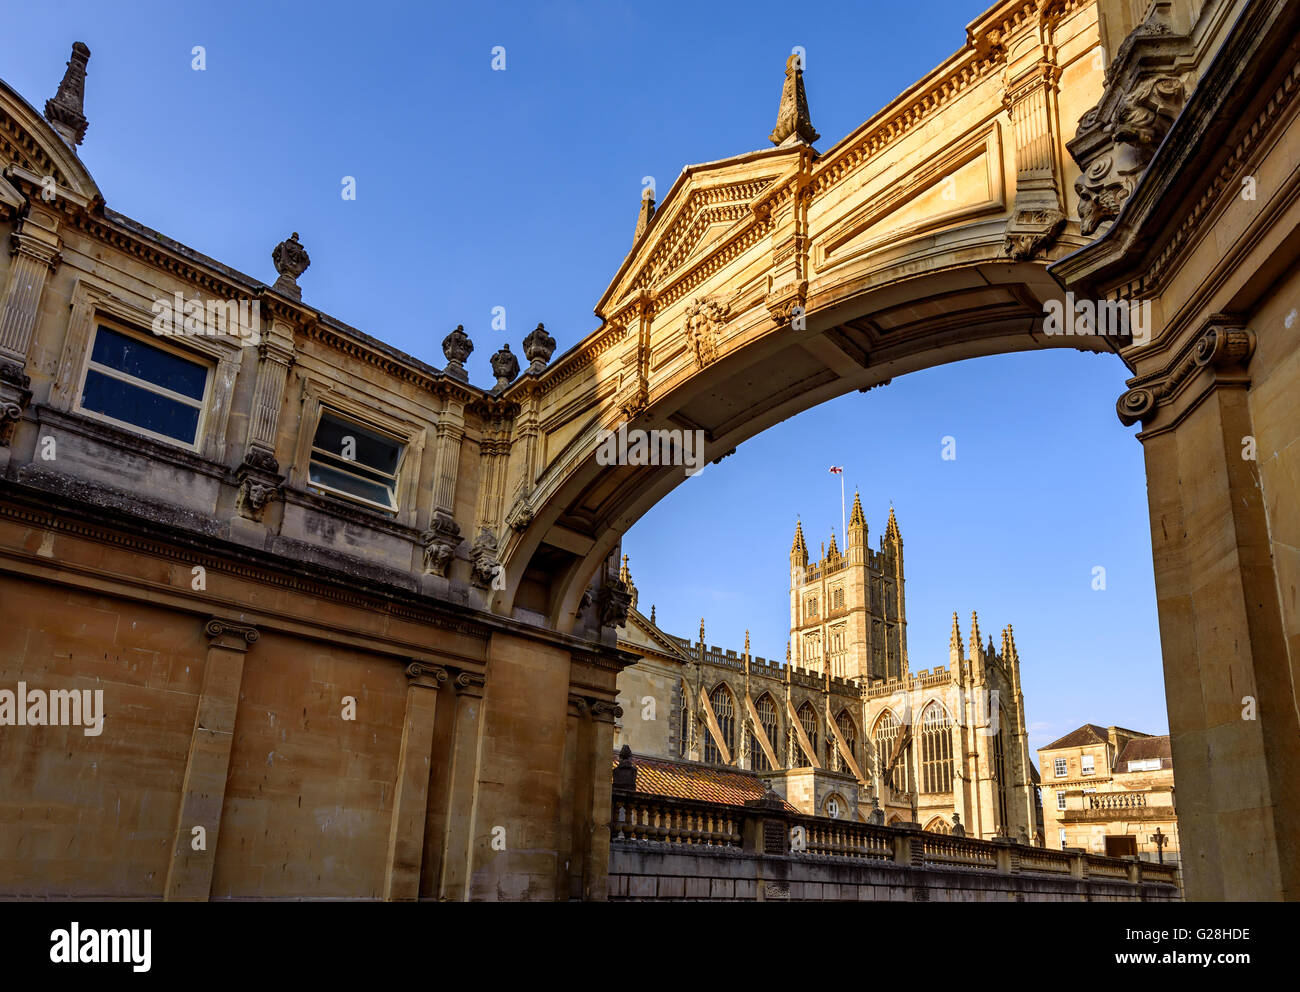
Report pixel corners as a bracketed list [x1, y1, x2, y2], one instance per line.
[404, 661, 449, 691]
[452, 670, 487, 698]
[204, 618, 259, 652]
[1117, 317, 1253, 428]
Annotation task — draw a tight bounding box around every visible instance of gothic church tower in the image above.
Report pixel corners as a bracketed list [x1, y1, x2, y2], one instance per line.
[788, 493, 907, 681]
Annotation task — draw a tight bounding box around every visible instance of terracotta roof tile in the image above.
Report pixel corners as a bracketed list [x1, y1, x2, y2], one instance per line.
[613, 753, 798, 812]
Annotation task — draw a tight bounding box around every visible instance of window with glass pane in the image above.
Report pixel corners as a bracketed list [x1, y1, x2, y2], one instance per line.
[920, 703, 954, 793]
[78, 326, 210, 445]
[308, 410, 404, 511]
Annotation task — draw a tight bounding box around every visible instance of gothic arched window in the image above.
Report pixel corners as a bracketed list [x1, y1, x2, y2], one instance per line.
[753, 694, 778, 772]
[797, 702, 819, 766]
[920, 703, 954, 794]
[874, 710, 909, 794]
[925, 817, 951, 834]
[832, 710, 857, 772]
[703, 684, 735, 765]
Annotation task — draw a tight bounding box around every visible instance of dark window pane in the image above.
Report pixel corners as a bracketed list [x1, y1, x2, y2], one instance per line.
[311, 449, 393, 487]
[308, 462, 394, 509]
[80, 369, 201, 443]
[91, 327, 208, 400]
[311, 413, 401, 475]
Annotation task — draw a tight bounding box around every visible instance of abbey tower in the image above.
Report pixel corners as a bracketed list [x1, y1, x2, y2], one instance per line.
[789, 492, 907, 682]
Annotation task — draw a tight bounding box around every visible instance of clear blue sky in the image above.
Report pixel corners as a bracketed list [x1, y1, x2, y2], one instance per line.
[0, 0, 1167, 749]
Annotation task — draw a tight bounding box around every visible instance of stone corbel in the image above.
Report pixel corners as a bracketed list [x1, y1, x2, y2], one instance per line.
[0, 361, 32, 447]
[595, 575, 632, 629]
[1067, 4, 1193, 237]
[1117, 317, 1253, 427]
[234, 445, 282, 522]
[469, 528, 501, 588]
[421, 510, 463, 576]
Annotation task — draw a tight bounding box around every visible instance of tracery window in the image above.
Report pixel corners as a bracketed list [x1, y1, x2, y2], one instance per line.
[753, 694, 778, 772]
[925, 818, 951, 834]
[703, 684, 735, 765]
[920, 703, 954, 794]
[832, 710, 856, 772]
[797, 702, 819, 766]
[993, 728, 1010, 831]
[874, 710, 910, 794]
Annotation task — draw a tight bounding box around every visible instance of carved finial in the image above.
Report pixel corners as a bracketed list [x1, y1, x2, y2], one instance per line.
[885, 505, 902, 542]
[699, 617, 706, 646]
[826, 530, 839, 558]
[791, 519, 808, 561]
[523, 322, 556, 373]
[769, 52, 819, 147]
[949, 613, 962, 651]
[442, 325, 473, 380]
[490, 342, 520, 391]
[650, 604, 656, 625]
[633, 188, 656, 245]
[969, 611, 982, 659]
[45, 42, 91, 147]
[271, 233, 310, 299]
[848, 490, 866, 529]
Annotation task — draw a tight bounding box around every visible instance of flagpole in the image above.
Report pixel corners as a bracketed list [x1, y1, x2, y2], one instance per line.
[840, 471, 845, 547]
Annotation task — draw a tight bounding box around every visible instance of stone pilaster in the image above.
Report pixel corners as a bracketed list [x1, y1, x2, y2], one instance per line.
[0, 206, 61, 455]
[235, 316, 291, 521]
[383, 661, 448, 901]
[164, 618, 257, 901]
[1000, 9, 1066, 258]
[436, 670, 486, 900]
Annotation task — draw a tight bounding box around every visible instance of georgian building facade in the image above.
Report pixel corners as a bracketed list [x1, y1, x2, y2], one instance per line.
[614, 494, 1044, 842]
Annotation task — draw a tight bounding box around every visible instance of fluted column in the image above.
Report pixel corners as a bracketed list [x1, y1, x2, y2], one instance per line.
[436, 670, 486, 900]
[0, 210, 61, 364]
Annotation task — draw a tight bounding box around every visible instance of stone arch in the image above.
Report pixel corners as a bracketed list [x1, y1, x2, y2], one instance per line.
[924, 816, 951, 834]
[831, 708, 858, 773]
[795, 698, 820, 767]
[919, 700, 955, 794]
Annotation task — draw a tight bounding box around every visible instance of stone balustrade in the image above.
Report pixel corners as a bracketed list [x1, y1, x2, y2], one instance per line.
[609, 786, 1182, 901]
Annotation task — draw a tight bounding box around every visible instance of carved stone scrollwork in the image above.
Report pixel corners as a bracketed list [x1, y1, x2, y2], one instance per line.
[1116, 319, 1253, 426]
[595, 575, 632, 628]
[421, 511, 463, 576]
[0, 362, 32, 447]
[684, 298, 730, 368]
[404, 662, 448, 689]
[618, 374, 649, 421]
[1004, 209, 1066, 260]
[469, 528, 501, 588]
[242, 447, 279, 474]
[204, 618, 259, 647]
[590, 700, 624, 724]
[453, 671, 487, 695]
[504, 495, 533, 533]
[1068, 6, 1192, 238]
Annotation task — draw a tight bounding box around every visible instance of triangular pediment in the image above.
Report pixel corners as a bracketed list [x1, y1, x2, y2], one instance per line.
[617, 606, 693, 663]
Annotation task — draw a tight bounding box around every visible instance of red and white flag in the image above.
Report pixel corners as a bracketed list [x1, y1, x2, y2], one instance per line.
[828, 466, 843, 475]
